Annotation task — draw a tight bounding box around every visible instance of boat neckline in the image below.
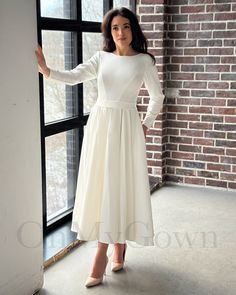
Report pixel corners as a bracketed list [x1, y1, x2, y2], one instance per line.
[107, 51, 142, 57]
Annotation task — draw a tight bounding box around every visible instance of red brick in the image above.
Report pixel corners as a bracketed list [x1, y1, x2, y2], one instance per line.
[181, 5, 205, 13]
[178, 90, 190, 96]
[213, 31, 236, 39]
[189, 107, 212, 113]
[222, 57, 236, 64]
[139, 6, 155, 14]
[170, 136, 192, 144]
[206, 179, 227, 188]
[216, 140, 236, 148]
[221, 156, 236, 164]
[202, 99, 225, 106]
[209, 48, 234, 55]
[188, 31, 212, 39]
[184, 82, 207, 89]
[185, 177, 205, 185]
[206, 65, 230, 72]
[206, 4, 231, 12]
[214, 124, 236, 131]
[179, 144, 201, 152]
[195, 154, 219, 163]
[171, 73, 194, 80]
[215, 12, 236, 21]
[229, 182, 236, 189]
[191, 90, 215, 97]
[166, 159, 182, 167]
[167, 121, 188, 128]
[172, 56, 194, 63]
[184, 48, 207, 55]
[196, 73, 219, 80]
[199, 39, 222, 47]
[198, 170, 219, 178]
[222, 74, 236, 81]
[227, 132, 236, 140]
[220, 173, 236, 181]
[183, 161, 205, 169]
[201, 22, 226, 30]
[177, 23, 200, 31]
[189, 13, 213, 22]
[196, 56, 220, 64]
[226, 149, 236, 156]
[165, 175, 184, 183]
[181, 129, 203, 137]
[208, 82, 229, 89]
[168, 32, 187, 39]
[228, 22, 236, 29]
[205, 131, 225, 138]
[194, 138, 214, 146]
[214, 108, 236, 115]
[166, 143, 178, 151]
[176, 168, 196, 176]
[141, 15, 164, 22]
[177, 98, 200, 105]
[189, 122, 213, 130]
[225, 116, 236, 123]
[203, 147, 225, 155]
[202, 115, 223, 123]
[172, 152, 194, 160]
[207, 163, 231, 172]
[182, 65, 204, 72]
[177, 114, 200, 121]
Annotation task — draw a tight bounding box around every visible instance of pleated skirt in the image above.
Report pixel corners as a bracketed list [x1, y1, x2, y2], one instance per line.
[71, 99, 155, 246]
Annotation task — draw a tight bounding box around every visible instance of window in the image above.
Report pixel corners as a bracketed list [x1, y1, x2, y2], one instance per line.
[36, 0, 136, 235]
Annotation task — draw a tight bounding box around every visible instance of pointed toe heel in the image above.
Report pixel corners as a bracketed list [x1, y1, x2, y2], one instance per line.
[85, 255, 108, 288]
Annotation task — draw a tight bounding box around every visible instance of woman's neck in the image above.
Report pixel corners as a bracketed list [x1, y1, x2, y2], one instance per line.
[113, 46, 137, 56]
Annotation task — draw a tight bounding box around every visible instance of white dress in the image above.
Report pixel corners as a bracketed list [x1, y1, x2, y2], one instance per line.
[48, 51, 165, 246]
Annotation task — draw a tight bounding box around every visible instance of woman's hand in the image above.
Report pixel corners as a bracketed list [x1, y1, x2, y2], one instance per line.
[35, 45, 50, 78]
[142, 124, 148, 138]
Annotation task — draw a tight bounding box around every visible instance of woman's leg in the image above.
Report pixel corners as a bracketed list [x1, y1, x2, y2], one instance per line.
[113, 243, 126, 262]
[89, 242, 109, 278]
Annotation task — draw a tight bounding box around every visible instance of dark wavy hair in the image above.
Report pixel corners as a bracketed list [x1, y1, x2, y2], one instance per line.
[101, 7, 155, 64]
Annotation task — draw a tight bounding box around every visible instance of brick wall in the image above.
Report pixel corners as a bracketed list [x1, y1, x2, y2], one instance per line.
[137, 0, 236, 190]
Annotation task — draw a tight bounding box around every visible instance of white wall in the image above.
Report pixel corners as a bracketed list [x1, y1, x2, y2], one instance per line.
[0, 1, 43, 294]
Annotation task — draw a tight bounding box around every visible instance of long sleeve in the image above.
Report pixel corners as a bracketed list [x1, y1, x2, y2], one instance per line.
[142, 56, 165, 130]
[46, 51, 100, 86]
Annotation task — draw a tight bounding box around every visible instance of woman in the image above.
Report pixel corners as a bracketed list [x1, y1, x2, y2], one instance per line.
[35, 7, 164, 288]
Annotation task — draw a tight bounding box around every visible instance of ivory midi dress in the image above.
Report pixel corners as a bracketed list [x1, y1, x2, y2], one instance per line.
[48, 50, 165, 246]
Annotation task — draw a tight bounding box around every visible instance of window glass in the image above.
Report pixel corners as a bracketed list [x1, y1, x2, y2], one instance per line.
[82, 0, 103, 22]
[42, 30, 78, 123]
[45, 129, 79, 223]
[113, 0, 131, 9]
[40, 0, 76, 19]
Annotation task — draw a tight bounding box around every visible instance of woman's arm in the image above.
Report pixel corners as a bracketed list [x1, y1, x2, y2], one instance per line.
[35, 45, 99, 86]
[35, 45, 50, 77]
[142, 56, 165, 130]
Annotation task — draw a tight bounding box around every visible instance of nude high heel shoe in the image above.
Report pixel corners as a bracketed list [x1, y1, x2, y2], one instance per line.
[111, 243, 127, 272]
[85, 255, 109, 288]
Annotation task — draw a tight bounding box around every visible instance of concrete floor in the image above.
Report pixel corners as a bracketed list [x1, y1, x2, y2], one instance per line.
[37, 184, 236, 295]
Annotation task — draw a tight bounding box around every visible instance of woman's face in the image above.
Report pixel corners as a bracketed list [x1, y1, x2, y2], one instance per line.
[111, 16, 133, 49]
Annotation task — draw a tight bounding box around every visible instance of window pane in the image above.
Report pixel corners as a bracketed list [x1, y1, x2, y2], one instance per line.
[82, 32, 102, 114]
[40, 0, 76, 19]
[42, 30, 78, 123]
[45, 129, 79, 223]
[82, 0, 103, 22]
[113, 0, 132, 9]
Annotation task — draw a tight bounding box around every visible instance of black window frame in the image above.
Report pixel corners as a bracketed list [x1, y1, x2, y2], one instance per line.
[36, 0, 136, 236]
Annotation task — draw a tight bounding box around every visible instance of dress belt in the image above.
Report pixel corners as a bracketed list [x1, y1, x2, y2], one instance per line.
[95, 99, 137, 110]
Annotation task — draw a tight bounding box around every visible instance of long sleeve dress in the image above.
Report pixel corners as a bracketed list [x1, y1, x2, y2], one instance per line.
[47, 50, 165, 246]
